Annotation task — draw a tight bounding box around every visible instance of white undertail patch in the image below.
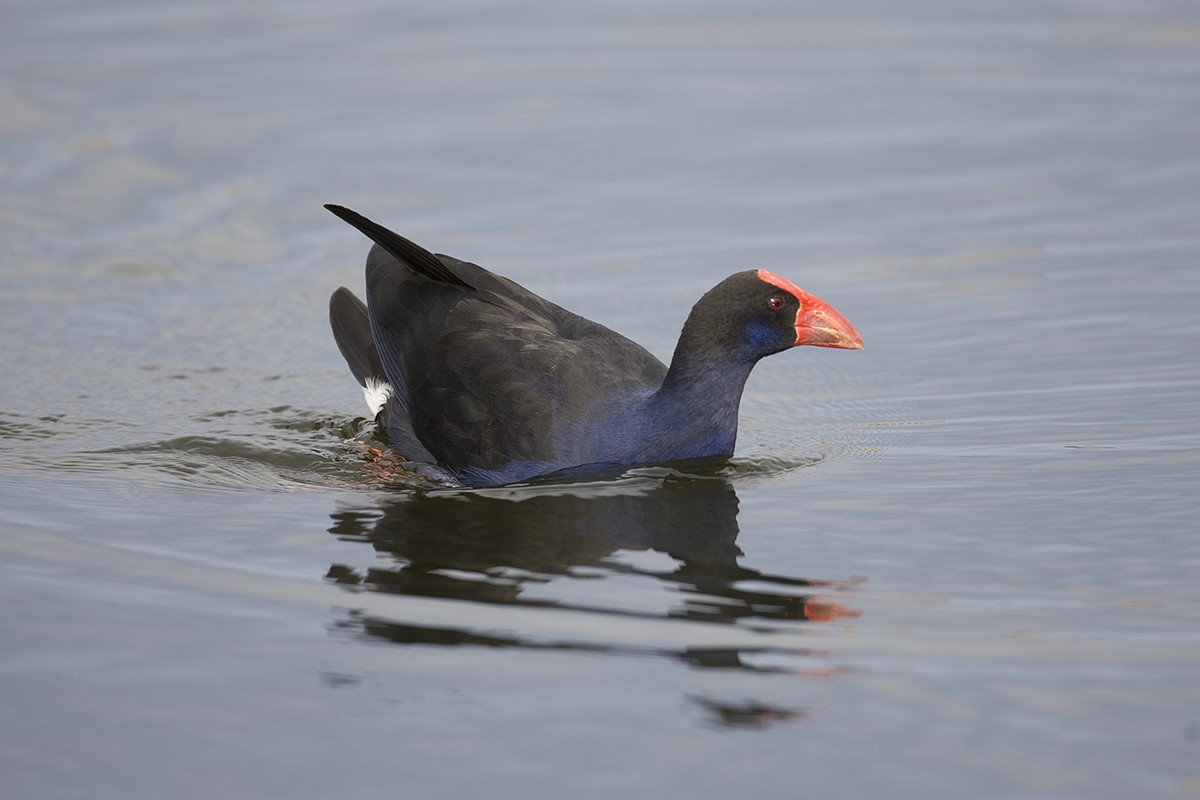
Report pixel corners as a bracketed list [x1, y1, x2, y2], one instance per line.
[362, 377, 393, 417]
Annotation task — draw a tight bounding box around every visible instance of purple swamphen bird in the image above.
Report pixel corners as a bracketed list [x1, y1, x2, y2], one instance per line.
[327, 205, 862, 487]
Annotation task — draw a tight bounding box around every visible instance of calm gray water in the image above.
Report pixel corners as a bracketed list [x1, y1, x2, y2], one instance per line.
[3, 1, 1199, 798]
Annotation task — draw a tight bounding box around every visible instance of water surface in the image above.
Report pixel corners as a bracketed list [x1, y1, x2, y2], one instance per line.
[2, 2, 1199, 798]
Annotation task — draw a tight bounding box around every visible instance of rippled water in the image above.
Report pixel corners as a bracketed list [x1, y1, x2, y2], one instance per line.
[3, 1, 1199, 798]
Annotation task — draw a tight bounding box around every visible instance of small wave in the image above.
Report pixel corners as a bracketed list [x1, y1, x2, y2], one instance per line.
[82, 434, 359, 492]
[0, 411, 137, 443]
[0, 413, 62, 442]
[721, 453, 825, 479]
[12, 406, 381, 492]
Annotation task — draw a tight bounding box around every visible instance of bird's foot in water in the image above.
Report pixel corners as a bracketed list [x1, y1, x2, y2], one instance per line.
[347, 440, 413, 486]
[347, 439, 462, 488]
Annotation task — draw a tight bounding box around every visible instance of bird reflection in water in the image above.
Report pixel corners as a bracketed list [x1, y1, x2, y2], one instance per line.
[325, 465, 861, 728]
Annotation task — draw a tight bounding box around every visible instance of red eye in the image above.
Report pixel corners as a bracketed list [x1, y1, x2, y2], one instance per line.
[768, 295, 785, 311]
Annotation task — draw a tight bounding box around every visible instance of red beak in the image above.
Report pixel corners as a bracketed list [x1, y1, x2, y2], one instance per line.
[794, 292, 863, 349]
[755, 269, 863, 350]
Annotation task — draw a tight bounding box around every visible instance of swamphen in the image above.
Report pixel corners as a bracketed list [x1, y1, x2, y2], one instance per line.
[327, 205, 861, 487]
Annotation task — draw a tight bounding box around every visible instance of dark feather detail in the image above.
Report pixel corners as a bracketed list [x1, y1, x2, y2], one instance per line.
[328, 283, 439, 464]
[328, 286, 384, 389]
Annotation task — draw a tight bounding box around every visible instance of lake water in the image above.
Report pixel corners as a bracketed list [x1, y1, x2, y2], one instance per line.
[2, 1, 1199, 798]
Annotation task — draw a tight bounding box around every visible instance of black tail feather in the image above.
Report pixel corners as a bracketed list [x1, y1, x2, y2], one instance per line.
[324, 204, 472, 288]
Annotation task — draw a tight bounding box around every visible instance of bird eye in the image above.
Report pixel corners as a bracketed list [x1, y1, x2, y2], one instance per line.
[768, 295, 785, 311]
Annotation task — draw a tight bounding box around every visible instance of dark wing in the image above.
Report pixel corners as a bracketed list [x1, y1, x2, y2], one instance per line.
[327, 206, 666, 479]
